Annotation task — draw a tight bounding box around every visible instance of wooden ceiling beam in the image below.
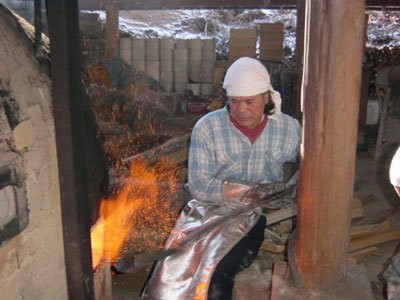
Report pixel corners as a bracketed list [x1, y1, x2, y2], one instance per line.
[79, 0, 400, 10]
[79, 0, 297, 10]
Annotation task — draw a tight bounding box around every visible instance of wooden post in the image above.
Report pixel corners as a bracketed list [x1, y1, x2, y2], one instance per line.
[294, 0, 305, 121]
[295, 0, 366, 290]
[105, 4, 119, 59]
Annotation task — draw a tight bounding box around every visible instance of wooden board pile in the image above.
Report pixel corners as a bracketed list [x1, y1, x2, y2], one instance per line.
[228, 28, 257, 62]
[259, 23, 285, 61]
[228, 23, 285, 63]
[261, 197, 400, 265]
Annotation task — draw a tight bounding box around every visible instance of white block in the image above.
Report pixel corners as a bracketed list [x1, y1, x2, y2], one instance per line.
[201, 83, 214, 96]
[146, 60, 160, 81]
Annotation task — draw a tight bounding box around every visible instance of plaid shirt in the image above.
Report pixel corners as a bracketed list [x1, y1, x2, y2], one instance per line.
[188, 107, 301, 202]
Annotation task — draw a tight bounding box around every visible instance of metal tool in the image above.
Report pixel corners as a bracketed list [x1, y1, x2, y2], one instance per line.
[114, 184, 295, 273]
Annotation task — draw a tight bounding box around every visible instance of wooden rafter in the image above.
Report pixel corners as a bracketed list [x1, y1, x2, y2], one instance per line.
[78, 0, 400, 10]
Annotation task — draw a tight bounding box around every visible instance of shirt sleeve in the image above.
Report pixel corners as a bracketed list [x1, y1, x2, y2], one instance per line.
[281, 116, 302, 163]
[188, 119, 224, 202]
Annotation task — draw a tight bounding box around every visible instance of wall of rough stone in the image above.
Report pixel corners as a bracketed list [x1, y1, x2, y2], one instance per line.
[0, 6, 67, 300]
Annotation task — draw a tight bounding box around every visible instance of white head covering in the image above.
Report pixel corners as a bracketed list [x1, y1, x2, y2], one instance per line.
[223, 57, 281, 119]
[390, 147, 400, 187]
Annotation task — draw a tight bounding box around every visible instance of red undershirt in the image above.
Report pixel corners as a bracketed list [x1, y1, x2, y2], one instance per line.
[229, 114, 268, 144]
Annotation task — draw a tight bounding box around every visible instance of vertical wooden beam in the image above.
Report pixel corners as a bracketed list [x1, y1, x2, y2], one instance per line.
[295, 0, 366, 290]
[46, 1, 94, 298]
[105, 4, 119, 59]
[34, 0, 43, 58]
[358, 14, 371, 130]
[294, 0, 305, 121]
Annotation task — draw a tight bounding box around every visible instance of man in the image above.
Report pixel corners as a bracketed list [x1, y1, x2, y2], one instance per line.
[142, 57, 301, 299]
[385, 146, 400, 300]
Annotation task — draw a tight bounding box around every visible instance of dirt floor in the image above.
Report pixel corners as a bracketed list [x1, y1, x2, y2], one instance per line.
[111, 141, 400, 300]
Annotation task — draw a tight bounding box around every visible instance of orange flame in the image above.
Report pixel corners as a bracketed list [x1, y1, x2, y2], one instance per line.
[91, 158, 179, 269]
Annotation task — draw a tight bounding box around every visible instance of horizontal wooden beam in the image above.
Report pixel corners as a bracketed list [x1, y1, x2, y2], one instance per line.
[79, 0, 400, 10]
[79, 0, 296, 10]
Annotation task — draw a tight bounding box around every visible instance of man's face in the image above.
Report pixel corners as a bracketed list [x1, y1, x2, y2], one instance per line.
[229, 93, 269, 129]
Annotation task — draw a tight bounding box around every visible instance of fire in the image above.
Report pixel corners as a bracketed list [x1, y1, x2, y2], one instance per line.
[91, 158, 179, 269]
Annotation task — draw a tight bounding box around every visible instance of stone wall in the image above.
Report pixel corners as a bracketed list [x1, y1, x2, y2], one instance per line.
[0, 6, 67, 299]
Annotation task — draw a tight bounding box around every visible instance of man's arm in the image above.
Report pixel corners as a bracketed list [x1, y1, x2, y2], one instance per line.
[188, 122, 224, 202]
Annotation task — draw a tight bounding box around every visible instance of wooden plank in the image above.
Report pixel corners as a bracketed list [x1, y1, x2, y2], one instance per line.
[260, 34, 284, 43]
[46, 1, 95, 298]
[259, 22, 284, 33]
[347, 257, 357, 265]
[229, 37, 257, 47]
[105, 5, 119, 59]
[374, 88, 392, 158]
[349, 229, 400, 252]
[260, 42, 284, 49]
[270, 261, 288, 300]
[265, 198, 363, 227]
[228, 46, 256, 58]
[79, 0, 400, 10]
[229, 28, 257, 39]
[261, 240, 285, 253]
[260, 49, 283, 61]
[349, 246, 379, 258]
[294, 0, 306, 120]
[266, 205, 297, 225]
[294, 0, 366, 289]
[350, 219, 390, 241]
